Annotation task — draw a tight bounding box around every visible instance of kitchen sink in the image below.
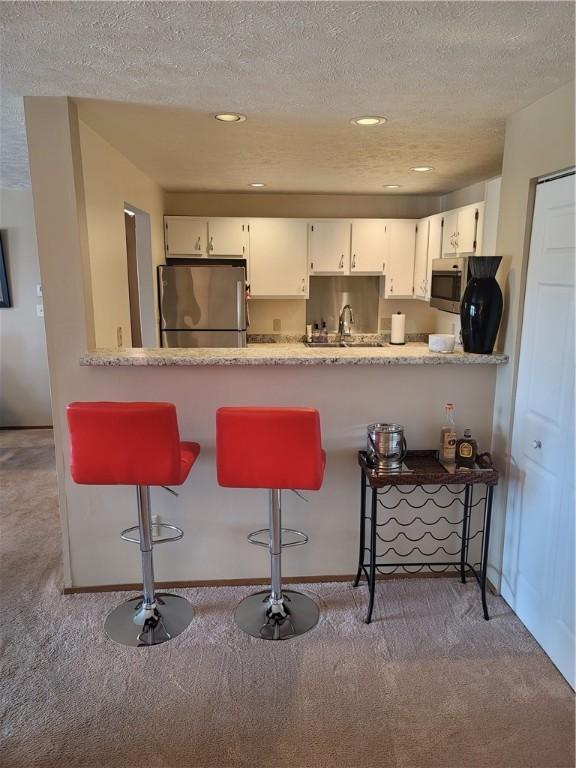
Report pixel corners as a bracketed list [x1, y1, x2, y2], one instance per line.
[305, 341, 387, 348]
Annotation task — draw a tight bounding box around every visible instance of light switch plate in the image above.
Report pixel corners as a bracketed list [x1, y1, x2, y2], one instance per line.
[36, 284, 43, 297]
[36, 304, 44, 317]
[273, 318, 281, 332]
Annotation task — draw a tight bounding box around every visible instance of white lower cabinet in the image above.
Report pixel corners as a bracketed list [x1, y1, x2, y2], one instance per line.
[385, 220, 417, 298]
[350, 220, 387, 274]
[248, 219, 308, 298]
[308, 222, 351, 274]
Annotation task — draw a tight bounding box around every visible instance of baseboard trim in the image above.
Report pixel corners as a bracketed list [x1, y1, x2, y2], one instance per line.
[61, 569, 483, 595]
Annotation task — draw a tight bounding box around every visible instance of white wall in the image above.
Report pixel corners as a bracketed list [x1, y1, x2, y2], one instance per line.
[78, 120, 165, 348]
[25, 97, 501, 588]
[164, 191, 441, 219]
[0, 189, 51, 426]
[490, 81, 575, 590]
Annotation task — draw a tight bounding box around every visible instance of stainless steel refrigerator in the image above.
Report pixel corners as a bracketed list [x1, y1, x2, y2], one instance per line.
[158, 262, 247, 348]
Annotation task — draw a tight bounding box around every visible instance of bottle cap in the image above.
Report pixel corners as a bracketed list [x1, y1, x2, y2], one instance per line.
[464, 428, 472, 437]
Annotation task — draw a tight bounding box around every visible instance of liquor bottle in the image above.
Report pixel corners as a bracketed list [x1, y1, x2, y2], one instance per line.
[456, 429, 478, 468]
[440, 403, 457, 464]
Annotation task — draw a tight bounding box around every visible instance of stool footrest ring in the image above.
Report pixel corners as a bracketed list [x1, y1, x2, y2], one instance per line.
[247, 527, 308, 549]
[121, 523, 184, 545]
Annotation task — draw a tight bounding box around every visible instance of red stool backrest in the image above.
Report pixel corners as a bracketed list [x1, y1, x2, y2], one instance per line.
[67, 402, 183, 486]
[216, 407, 324, 490]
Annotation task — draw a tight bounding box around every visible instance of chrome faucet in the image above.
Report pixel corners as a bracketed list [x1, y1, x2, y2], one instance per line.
[338, 304, 354, 339]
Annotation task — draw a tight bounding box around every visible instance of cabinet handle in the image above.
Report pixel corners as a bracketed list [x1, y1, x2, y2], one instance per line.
[339, 255, 344, 269]
[532, 440, 542, 449]
[209, 236, 214, 251]
[310, 262, 314, 271]
[195, 237, 201, 251]
[352, 254, 356, 269]
[382, 262, 386, 273]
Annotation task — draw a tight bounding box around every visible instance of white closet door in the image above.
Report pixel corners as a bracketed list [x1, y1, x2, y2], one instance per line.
[502, 173, 575, 687]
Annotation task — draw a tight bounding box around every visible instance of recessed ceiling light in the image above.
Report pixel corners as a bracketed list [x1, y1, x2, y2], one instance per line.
[249, 182, 266, 188]
[383, 185, 401, 189]
[410, 166, 434, 172]
[123, 208, 135, 216]
[351, 116, 387, 126]
[213, 113, 246, 123]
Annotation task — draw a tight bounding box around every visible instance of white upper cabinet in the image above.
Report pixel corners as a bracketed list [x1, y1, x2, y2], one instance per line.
[308, 222, 351, 274]
[441, 210, 459, 256]
[457, 203, 481, 254]
[385, 220, 417, 298]
[441, 203, 484, 256]
[350, 220, 387, 274]
[164, 216, 207, 256]
[207, 219, 247, 256]
[426, 214, 443, 299]
[248, 220, 308, 298]
[413, 219, 430, 299]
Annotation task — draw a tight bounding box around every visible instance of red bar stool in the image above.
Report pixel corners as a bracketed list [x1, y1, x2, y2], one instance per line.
[216, 407, 325, 640]
[66, 402, 200, 647]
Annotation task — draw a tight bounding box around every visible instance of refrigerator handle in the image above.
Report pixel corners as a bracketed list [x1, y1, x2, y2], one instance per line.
[236, 281, 246, 348]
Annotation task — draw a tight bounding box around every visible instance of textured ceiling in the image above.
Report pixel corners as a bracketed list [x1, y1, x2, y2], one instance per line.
[1, 1, 574, 193]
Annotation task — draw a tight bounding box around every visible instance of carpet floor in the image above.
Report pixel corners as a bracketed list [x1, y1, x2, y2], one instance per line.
[0, 429, 574, 768]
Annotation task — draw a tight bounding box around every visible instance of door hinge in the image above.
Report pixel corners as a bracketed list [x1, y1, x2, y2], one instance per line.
[475, 210, 479, 221]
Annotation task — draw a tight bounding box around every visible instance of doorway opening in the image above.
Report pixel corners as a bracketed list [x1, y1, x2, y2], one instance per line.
[123, 204, 157, 347]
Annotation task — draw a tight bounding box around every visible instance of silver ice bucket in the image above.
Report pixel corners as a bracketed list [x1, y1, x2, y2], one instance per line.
[367, 423, 407, 470]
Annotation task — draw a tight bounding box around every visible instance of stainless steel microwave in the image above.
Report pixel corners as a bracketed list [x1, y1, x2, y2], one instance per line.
[430, 257, 469, 314]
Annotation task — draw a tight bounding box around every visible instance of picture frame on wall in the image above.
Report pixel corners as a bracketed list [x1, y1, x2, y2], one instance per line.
[0, 231, 11, 308]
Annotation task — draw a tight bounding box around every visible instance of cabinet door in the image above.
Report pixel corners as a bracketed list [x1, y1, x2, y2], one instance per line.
[441, 210, 458, 257]
[385, 220, 416, 298]
[426, 214, 443, 299]
[248, 220, 308, 298]
[164, 217, 207, 256]
[350, 220, 387, 274]
[413, 219, 430, 299]
[308, 222, 350, 274]
[207, 219, 247, 256]
[456, 204, 481, 254]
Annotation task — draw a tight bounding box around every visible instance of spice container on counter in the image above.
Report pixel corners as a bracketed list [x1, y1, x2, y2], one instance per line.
[456, 429, 478, 468]
[439, 403, 457, 464]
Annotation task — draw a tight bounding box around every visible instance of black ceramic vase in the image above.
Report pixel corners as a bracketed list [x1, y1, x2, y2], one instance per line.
[460, 256, 503, 354]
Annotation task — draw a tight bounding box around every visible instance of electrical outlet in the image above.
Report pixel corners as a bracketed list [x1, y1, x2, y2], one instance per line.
[36, 284, 43, 297]
[36, 304, 44, 318]
[116, 327, 123, 347]
[380, 316, 391, 332]
[273, 318, 281, 332]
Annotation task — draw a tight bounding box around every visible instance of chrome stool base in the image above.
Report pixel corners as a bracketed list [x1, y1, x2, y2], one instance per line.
[104, 593, 193, 647]
[234, 589, 319, 640]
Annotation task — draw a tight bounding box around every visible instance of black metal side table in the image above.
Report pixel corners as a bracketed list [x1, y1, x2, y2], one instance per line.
[353, 450, 498, 624]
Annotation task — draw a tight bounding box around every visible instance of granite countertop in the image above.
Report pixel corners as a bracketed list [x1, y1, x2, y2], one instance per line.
[81, 342, 509, 367]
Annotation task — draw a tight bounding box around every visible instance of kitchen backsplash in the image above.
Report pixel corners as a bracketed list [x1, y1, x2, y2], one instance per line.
[248, 280, 448, 336]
